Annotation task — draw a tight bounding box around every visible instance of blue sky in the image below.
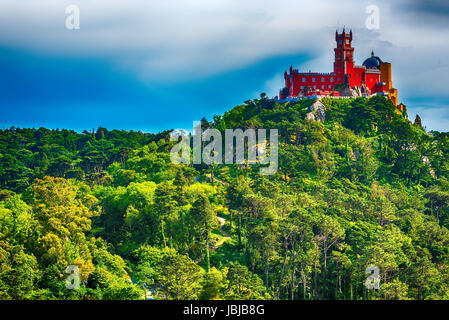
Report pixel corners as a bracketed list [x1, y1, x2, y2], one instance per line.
[0, 46, 308, 132]
[0, 0, 448, 133]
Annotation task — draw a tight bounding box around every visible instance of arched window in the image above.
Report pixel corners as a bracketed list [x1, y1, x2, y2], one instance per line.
[302, 77, 306, 82]
[330, 77, 334, 82]
[312, 78, 315, 82]
[321, 77, 325, 82]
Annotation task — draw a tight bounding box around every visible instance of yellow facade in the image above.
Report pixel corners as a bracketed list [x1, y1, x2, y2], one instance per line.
[380, 62, 392, 90]
[379, 62, 398, 106]
[388, 88, 398, 106]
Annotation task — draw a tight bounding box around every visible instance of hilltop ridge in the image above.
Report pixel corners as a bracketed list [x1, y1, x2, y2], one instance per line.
[1, 95, 449, 300]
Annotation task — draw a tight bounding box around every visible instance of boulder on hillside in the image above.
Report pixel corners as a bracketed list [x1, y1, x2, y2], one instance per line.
[338, 84, 370, 97]
[306, 100, 326, 122]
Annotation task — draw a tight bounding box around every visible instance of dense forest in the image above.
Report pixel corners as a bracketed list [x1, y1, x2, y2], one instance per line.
[1, 95, 449, 300]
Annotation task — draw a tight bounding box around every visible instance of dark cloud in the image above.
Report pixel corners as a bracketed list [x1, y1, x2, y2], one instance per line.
[410, 0, 449, 16]
[0, 0, 448, 131]
[396, 0, 449, 26]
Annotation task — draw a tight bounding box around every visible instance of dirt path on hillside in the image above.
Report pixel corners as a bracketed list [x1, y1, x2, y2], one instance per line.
[212, 216, 230, 249]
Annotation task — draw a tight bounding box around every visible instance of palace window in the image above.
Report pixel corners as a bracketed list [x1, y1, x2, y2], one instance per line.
[300, 85, 304, 89]
[328, 85, 331, 89]
[302, 77, 306, 82]
[312, 77, 315, 82]
[321, 85, 324, 89]
[313, 85, 316, 89]
[330, 77, 334, 82]
[321, 77, 325, 82]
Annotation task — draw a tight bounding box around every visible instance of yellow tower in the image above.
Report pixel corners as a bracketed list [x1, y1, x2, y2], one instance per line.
[380, 62, 398, 106]
[380, 62, 392, 90]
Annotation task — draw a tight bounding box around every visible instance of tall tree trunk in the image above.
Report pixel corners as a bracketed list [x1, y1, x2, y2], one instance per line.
[290, 242, 297, 300]
[229, 211, 233, 233]
[313, 242, 319, 299]
[265, 256, 269, 294]
[161, 221, 167, 247]
[238, 215, 242, 248]
[301, 267, 307, 300]
[277, 248, 288, 300]
[323, 238, 328, 273]
[205, 222, 210, 273]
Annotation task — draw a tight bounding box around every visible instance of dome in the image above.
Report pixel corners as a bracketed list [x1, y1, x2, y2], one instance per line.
[362, 51, 383, 69]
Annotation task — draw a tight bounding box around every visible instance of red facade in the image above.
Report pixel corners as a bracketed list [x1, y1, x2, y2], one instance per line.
[279, 30, 387, 99]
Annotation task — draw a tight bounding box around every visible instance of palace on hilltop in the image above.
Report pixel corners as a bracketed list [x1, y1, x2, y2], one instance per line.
[278, 29, 403, 110]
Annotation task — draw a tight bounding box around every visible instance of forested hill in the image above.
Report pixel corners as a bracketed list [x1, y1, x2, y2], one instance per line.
[2, 95, 449, 300]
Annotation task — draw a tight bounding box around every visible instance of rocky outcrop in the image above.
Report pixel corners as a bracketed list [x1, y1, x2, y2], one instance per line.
[338, 84, 371, 97]
[306, 100, 326, 122]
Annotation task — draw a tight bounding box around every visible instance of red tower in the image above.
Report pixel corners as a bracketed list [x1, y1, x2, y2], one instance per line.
[333, 29, 354, 84]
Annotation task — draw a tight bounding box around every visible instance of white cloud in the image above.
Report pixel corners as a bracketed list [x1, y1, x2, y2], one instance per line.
[0, 0, 448, 103]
